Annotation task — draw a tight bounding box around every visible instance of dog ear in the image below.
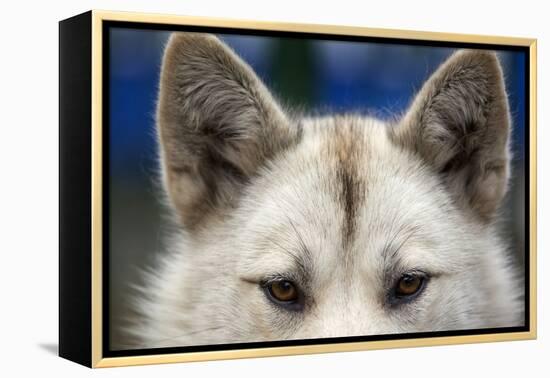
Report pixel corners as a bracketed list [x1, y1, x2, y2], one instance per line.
[157, 33, 297, 229]
[392, 50, 511, 221]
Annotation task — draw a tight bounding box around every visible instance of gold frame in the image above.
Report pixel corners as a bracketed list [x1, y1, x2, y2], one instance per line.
[89, 9, 537, 368]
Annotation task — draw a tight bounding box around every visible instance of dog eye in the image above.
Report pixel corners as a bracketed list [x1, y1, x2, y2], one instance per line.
[261, 277, 305, 312]
[267, 280, 299, 302]
[393, 273, 426, 299]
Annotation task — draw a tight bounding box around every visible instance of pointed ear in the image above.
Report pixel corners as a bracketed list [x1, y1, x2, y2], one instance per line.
[157, 33, 298, 229]
[391, 50, 511, 221]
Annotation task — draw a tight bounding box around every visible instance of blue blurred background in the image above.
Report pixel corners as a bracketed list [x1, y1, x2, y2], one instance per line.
[108, 27, 526, 349]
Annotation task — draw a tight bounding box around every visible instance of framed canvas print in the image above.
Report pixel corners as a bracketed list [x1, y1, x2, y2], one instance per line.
[59, 10, 537, 368]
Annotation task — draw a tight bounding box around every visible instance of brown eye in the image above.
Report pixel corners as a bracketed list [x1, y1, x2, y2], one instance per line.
[395, 274, 424, 297]
[268, 280, 298, 302]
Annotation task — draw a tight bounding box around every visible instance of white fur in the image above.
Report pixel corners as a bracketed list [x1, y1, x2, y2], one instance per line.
[124, 35, 523, 349]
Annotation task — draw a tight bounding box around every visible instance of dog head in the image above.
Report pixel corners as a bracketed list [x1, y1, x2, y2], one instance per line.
[150, 33, 521, 346]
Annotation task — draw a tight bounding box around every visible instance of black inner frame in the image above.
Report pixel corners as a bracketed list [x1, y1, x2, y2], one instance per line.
[102, 20, 531, 358]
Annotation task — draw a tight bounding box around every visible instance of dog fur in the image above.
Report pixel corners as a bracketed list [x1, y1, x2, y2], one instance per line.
[127, 32, 523, 348]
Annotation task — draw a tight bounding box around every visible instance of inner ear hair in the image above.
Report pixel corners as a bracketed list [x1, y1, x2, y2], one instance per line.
[392, 49, 511, 221]
[156, 32, 298, 229]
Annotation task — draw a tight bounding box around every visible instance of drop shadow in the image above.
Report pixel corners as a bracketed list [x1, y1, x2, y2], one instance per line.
[38, 343, 58, 355]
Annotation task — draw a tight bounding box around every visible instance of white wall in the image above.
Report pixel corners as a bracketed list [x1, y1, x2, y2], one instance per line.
[0, 0, 546, 376]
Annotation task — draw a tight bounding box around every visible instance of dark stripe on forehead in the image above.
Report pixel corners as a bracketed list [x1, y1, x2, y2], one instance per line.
[325, 120, 367, 248]
[337, 160, 364, 247]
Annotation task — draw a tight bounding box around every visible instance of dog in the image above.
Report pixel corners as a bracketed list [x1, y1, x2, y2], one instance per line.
[127, 32, 523, 348]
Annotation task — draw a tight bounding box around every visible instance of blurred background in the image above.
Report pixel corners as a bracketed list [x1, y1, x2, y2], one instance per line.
[108, 27, 526, 350]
